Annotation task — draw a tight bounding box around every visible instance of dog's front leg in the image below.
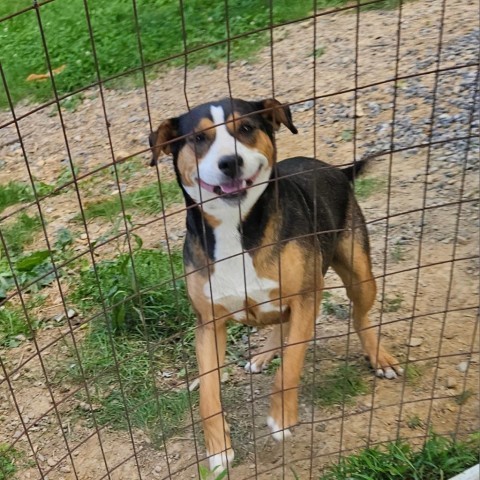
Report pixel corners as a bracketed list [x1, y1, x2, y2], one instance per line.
[196, 316, 233, 472]
[267, 297, 316, 440]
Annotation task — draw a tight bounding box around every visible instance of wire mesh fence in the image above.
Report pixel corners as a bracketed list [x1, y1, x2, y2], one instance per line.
[0, 0, 479, 479]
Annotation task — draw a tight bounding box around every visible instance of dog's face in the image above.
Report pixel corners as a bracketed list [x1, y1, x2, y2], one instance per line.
[149, 98, 297, 215]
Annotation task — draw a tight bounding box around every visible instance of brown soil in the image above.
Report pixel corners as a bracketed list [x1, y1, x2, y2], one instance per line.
[0, 0, 478, 479]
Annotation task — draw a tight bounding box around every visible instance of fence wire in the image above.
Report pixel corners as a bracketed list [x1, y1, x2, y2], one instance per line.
[0, 0, 479, 479]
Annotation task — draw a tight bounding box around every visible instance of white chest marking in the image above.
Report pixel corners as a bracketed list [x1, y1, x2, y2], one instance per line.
[204, 219, 280, 320]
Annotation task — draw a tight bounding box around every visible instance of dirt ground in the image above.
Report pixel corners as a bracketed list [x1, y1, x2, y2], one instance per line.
[0, 0, 479, 479]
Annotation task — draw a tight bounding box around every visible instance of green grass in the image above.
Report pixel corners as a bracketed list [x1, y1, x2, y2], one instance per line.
[1, 213, 42, 256]
[0, 0, 413, 108]
[304, 363, 369, 406]
[0, 444, 19, 480]
[320, 433, 480, 480]
[67, 248, 196, 441]
[0, 0, 314, 107]
[406, 414, 423, 430]
[382, 293, 404, 313]
[404, 363, 424, 385]
[0, 304, 32, 347]
[81, 181, 182, 221]
[0, 182, 33, 213]
[71, 249, 193, 338]
[354, 177, 385, 200]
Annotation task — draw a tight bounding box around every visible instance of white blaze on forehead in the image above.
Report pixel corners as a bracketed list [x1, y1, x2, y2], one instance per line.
[210, 105, 237, 155]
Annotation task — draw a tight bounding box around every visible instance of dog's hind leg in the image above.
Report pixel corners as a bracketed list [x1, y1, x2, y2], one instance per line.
[196, 316, 234, 472]
[331, 230, 403, 379]
[244, 322, 291, 374]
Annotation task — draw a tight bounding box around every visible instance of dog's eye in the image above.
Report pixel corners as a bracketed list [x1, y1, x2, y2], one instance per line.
[194, 133, 206, 143]
[239, 124, 254, 134]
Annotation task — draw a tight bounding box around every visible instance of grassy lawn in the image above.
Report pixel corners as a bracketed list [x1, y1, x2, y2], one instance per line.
[0, 0, 409, 108]
[320, 433, 480, 480]
[0, 0, 314, 107]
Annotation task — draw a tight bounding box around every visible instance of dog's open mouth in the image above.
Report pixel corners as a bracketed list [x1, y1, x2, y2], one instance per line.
[199, 170, 260, 197]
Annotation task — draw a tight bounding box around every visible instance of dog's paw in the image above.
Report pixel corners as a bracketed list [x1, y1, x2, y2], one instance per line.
[207, 448, 235, 475]
[244, 352, 277, 374]
[370, 349, 404, 379]
[267, 416, 292, 442]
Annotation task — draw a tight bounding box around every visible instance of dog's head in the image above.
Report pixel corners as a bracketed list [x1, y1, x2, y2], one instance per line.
[149, 98, 297, 214]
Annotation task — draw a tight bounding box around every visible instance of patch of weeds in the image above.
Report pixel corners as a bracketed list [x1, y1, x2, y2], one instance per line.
[354, 177, 385, 200]
[60, 93, 84, 112]
[67, 248, 196, 442]
[382, 293, 403, 313]
[340, 129, 353, 142]
[81, 181, 182, 221]
[320, 433, 479, 480]
[1, 213, 42, 256]
[312, 46, 325, 58]
[71, 249, 193, 342]
[455, 389, 474, 406]
[0, 444, 20, 480]
[304, 363, 369, 406]
[69, 326, 196, 443]
[226, 322, 250, 362]
[404, 363, 424, 385]
[390, 243, 405, 262]
[0, 304, 34, 347]
[0, 182, 33, 213]
[266, 357, 282, 375]
[0, 224, 76, 300]
[322, 291, 349, 320]
[406, 414, 423, 430]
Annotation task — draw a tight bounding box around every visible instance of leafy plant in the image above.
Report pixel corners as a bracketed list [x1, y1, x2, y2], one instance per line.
[0, 182, 33, 213]
[0, 444, 19, 480]
[320, 433, 480, 480]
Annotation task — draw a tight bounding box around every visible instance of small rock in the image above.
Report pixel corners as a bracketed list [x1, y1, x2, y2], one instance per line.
[59, 465, 71, 474]
[446, 377, 457, 389]
[47, 458, 57, 467]
[457, 361, 469, 373]
[315, 423, 326, 432]
[406, 337, 423, 347]
[67, 309, 77, 319]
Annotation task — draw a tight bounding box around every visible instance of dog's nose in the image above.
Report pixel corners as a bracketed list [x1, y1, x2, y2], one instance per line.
[218, 155, 243, 178]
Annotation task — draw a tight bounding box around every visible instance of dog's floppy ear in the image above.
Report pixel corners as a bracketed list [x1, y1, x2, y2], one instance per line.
[149, 118, 179, 166]
[255, 98, 298, 134]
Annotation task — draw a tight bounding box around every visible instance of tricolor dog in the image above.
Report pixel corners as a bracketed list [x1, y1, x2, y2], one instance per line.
[149, 98, 402, 472]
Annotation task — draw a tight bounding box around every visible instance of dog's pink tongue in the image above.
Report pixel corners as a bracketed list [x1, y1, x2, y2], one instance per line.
[220, 179, 245, 193]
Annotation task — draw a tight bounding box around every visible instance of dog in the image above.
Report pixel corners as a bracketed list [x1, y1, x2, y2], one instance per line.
[149, 98, 402, 473]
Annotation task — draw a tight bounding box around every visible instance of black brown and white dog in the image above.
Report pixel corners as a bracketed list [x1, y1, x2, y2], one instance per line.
[149, 98, 402, 472]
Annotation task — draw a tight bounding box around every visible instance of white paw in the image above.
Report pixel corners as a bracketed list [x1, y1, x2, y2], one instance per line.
[267, 416, 292, 442]
[207, 449, 235, 474]
[244, 361, 264, 374]
[376, 366, 403, 379]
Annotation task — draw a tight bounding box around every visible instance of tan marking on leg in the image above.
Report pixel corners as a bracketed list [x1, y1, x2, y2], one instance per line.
[332, 233, 403, 378]
[268, 295, 319, 439]
[196, 317, 234, 470]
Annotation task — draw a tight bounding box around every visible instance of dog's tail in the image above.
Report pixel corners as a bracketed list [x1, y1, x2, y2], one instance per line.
[340, 155, 372, 182]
